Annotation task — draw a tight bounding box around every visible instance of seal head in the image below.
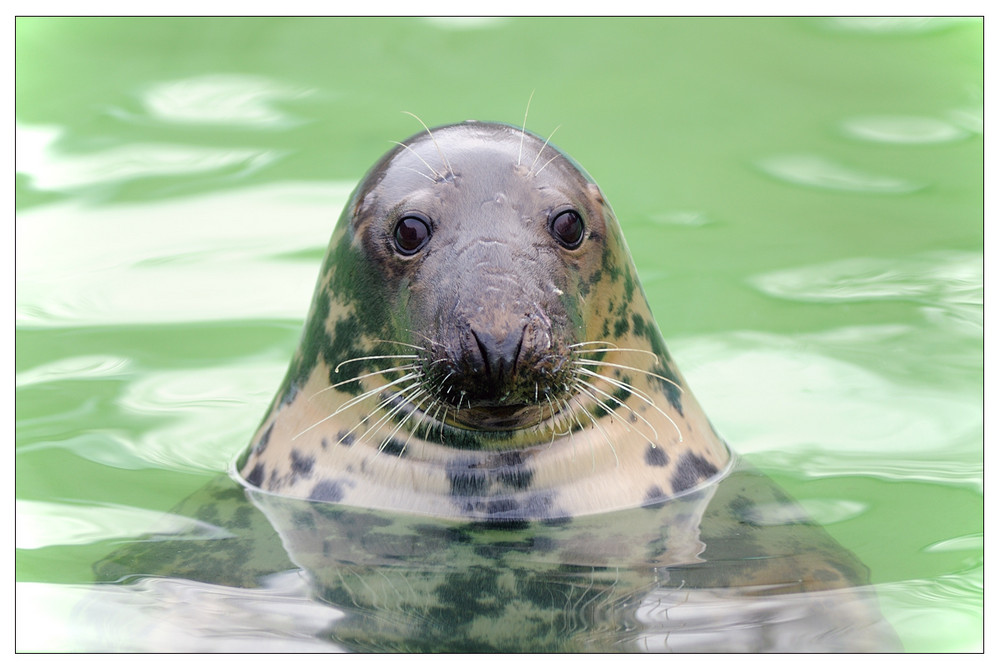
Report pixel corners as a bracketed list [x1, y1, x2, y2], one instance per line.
[239, 121, 730, 519]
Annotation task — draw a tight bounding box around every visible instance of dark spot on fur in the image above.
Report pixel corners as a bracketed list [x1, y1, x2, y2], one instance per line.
[379, 438, 408, 457]
[290, 449, 315, 476]
[309, 479, 345, 502]
[517, 493, 554, 519]
[485, 497, 519, 516]
[643, 485, 667, 508]
[600, 317, 611, 338]
[490, 451, 533, 489]
[631, 313, 646, 335]
[645, 445, 669, 467]
[671, 451, 719, 493]
[337, 430, 355, 447]
[613, 315, 629, 338]
[244, 463, 265, 487]
[612, 382, 632, 405]
[448, 463, 489, 497]
[254, 422, 273, 454]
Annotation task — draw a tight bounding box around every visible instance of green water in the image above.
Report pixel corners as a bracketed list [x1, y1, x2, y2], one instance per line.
[15, 17, 982, 651]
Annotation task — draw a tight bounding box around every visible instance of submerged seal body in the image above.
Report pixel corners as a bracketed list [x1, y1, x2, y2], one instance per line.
[239, 121, 730, 519]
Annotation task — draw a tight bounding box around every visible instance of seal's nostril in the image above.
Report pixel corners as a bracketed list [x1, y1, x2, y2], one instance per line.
[472, 330, 493, 378]
[471, 326, 526, 387]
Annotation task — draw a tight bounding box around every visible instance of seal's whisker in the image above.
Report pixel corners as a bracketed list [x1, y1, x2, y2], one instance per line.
[401, 166, 437, 183]
[517, 89, 535, 167]
[422, 400, 447, 440]
[371, 339, 429, 352]
[402, 110, 453, 177]
[353, 380, 425, 446]
[533, 153, 561, 177]
[573, 366, 656, 406]
[572, 359, 683, 392]
[564, 396, 597, 471]
[572, 395, 620, 468]
[555, 395, 576, 437]
[569, 340, 620, 349]
[528, 124, 561, 173]
[574, 378, 659, 442]
[330, 372, 420, 416]
[571, 344, 662, 360]
[391, 140, 442, 181]
[311, 364, 421, 399]
[293, 372, 420, 439]
[335, 354, 420, 374]
[377, 387, 428, 455]
[575, 367, 684, 443]
[398, 393, 438, 455]
[541, 394, 561, 446]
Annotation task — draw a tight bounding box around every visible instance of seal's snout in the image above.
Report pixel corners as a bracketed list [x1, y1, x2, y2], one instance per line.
[424, 306, 568, 419]
[453, 317, 531, 405]
[472, 325, 525, 388]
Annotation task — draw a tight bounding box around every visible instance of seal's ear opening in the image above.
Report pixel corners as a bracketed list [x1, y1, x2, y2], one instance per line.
[586, 183, 605, 205]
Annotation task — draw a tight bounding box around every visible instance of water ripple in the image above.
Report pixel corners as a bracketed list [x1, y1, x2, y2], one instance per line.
[143, 74, 314, 128]
[841, 115, 969, 144]
[114, 361, 286, 472]
[16, 355, 132, 387]
[676, 327, 982, 481]
[16, 182, 351, 327]
[16, 124, 274, 192]
[750, 251, 983, 335]
[819, 17, 973, 34]
[876, 572, 983, 651]
[15, 500, 233, 549]
[757, 154, 922, 194]
[648, 210, 715, 227]
[17, 573, 345, 652]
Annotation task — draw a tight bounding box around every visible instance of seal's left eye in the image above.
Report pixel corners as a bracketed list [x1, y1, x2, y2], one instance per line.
[393, 215, 431, 255]
[550, 209, 585, 249]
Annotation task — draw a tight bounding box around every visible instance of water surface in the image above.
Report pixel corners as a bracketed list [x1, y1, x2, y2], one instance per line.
[15, 17, 982, 651]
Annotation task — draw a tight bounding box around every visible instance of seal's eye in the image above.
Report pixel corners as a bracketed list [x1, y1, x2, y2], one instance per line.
[550, 209, 585, 249]
[393, 215, 432, 255]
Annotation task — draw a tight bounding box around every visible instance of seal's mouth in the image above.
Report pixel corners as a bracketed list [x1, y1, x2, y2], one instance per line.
[446, 403, 548, 431]
[384, 387, 570, 435]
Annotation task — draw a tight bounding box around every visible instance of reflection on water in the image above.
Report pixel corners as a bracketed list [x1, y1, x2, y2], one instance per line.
[750, 252, 983, 335]
[15, 182, 350, 327]
[15, 124, 274, 192]
[756, 154, 922, 194]
[142, 74, 314, 128]
[84, 461, 900, 652]
[840, 115, 970, 145]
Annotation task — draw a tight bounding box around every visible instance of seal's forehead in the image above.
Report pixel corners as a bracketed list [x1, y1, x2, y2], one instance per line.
[389, 121, 591, 184]
[351, 121, 601, 215]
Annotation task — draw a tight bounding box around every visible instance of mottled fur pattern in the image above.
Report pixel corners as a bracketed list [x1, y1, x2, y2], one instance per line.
[239, 121, 730, 519]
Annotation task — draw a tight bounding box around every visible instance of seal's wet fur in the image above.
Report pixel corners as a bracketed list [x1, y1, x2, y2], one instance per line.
[239, 121, 730, 519]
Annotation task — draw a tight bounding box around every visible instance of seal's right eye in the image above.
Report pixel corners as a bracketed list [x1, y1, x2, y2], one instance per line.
[550, 209, 585, 249]
[392, 215, 432, 255]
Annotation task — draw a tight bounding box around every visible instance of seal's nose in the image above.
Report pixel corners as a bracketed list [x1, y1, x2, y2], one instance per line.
[471, 325, 525, 387]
